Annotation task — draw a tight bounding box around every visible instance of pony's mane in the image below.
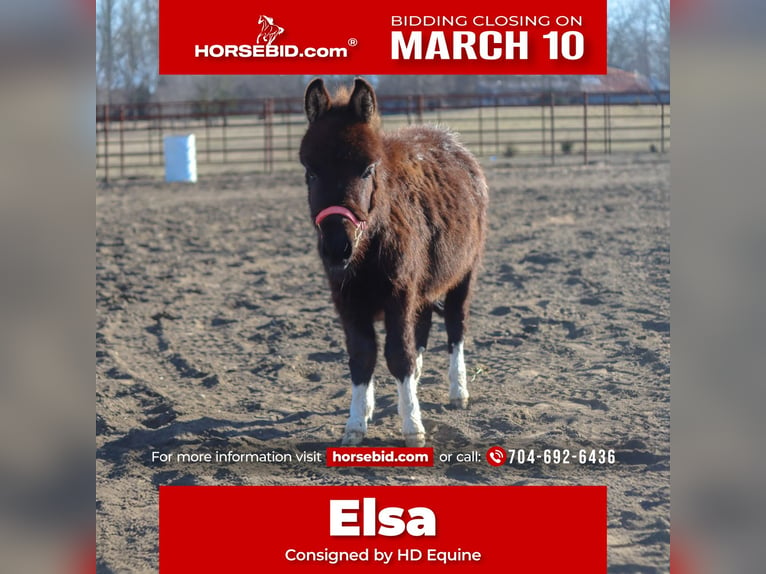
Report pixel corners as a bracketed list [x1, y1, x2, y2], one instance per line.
[329, 85, 382, 129]
[331, 85, 352, 105]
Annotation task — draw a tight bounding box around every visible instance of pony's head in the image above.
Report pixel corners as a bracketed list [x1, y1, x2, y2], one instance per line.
[299, 77, 383, 275]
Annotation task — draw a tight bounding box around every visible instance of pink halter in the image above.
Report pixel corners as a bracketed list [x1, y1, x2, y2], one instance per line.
[314, 206, 368, 232]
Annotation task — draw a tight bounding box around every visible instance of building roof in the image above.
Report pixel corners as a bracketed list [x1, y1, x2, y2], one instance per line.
[581, 67, 653, 93]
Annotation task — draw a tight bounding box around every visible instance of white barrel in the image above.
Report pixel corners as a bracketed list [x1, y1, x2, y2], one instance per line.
[163, 134, 197, 182]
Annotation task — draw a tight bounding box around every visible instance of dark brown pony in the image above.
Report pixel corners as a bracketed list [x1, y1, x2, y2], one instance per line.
[299, 78, 488, 446]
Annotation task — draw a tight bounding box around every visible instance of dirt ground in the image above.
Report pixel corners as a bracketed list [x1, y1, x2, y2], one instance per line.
[97, 155, 670, 573]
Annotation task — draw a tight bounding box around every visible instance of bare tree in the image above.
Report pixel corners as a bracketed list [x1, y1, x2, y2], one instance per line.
[650, 0, 671, 84]
[96, 0, 114, 105]
[607, 0, 670, 85]
[97, 0, 158, 105]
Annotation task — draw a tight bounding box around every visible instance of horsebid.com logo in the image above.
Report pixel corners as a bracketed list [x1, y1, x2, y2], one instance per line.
[256, 15, 284, 46]
[194, 14, 350, 59]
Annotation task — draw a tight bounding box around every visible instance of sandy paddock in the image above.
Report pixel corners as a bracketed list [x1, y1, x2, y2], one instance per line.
[97, 156, 669, 572]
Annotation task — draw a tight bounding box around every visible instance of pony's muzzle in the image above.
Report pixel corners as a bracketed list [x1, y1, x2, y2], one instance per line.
[315, 207, 368, 270]
[318, 219, 353, 269]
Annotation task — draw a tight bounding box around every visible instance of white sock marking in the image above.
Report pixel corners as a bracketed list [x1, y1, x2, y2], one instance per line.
[345, 377, 375, 434]
[397, 373, 424, 437]
[448, 340, 469, 403]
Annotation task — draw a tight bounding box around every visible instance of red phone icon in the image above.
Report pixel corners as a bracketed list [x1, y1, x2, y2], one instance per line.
[486, 446, 507, 467]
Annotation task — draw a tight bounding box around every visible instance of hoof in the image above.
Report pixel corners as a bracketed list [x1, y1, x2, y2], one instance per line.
[449, 397, 470, 409]
[341, 430, 365, 446]
[404, 433, 426, 448]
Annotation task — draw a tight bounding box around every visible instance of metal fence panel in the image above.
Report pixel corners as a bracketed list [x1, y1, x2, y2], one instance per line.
[96, 90, 670, 181]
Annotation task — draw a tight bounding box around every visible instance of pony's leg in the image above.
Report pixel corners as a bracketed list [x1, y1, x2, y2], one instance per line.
[413, 306, 433, 381]
[384, 298, 425, 447]
[444, 272, 473, 409]
[342, 318, 377, 446]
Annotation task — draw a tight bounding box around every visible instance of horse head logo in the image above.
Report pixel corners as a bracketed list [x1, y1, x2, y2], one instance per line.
[257, 15, 285, 46]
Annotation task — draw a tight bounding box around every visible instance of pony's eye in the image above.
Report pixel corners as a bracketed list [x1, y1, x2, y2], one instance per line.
[305, 168, 318, 182]
[361, 163, 376, 179]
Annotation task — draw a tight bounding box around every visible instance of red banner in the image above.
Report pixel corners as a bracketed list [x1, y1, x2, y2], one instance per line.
[326, 447, 434, 467]
[159, 0, 607, 75]
[159, 486, 606, 572]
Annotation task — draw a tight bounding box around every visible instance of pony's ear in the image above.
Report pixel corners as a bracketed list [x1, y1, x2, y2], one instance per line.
[305, 78, 331, 123]
[349, 78, 377, 123]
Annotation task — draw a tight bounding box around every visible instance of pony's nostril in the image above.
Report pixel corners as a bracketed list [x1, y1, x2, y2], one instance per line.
[320, 228, 353, 265]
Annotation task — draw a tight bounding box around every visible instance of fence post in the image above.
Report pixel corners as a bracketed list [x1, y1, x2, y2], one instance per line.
[264, 99, 274, 173]
[222, 101, 228, 164]
[583, 92, 588, 165]
[603, 94, 608, 154]
[660, 100, 666, 153]
[416, 95, 424, 124]
[605, 93, 612, 155]
[550, 92, 555, 165]
[146, 104, 157, 169]
[119, 105, 125, 178]
[406, 96, 412, 124]
[158, 102, 164, 166]
[286, 101, 293, 168]
[95, 105, 100, 173]
[494, 96, 500, 157]
[478, 98, 483, 157]
[541, 96, 547, 157]
[104, 102, 110, 183]
[205, 101, 211, 163]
